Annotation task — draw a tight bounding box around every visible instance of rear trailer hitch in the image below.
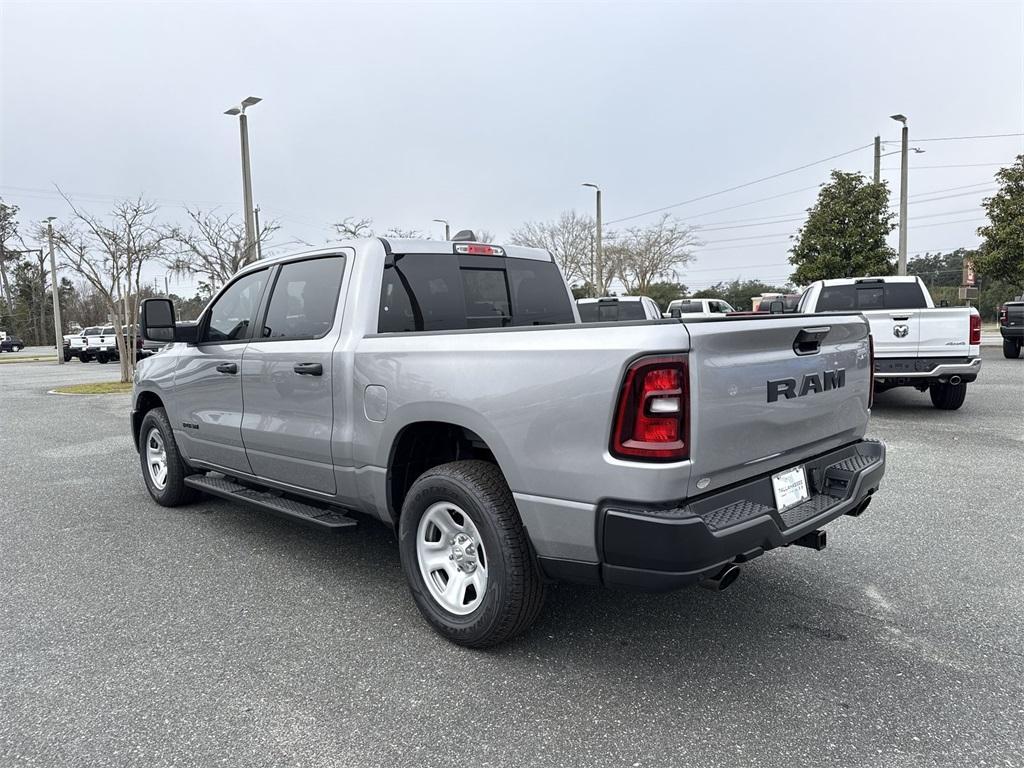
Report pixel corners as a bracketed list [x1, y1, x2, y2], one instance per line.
[792, 529, 827, 551]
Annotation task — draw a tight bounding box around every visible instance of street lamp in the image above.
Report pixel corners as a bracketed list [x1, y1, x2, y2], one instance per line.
[225, 96, 262, 260]
[582, 183, 602, 293]
[433, 218, 451, 241]
[44, 217, 64, 365]
[890, 113, 909, 275]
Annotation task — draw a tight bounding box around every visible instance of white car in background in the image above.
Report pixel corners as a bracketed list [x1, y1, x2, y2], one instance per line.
[665, 298, 736, 317]
[576, 296, 663, 322]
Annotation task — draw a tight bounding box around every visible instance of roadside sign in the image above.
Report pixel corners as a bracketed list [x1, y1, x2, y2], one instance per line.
[963, 257, 976, 287]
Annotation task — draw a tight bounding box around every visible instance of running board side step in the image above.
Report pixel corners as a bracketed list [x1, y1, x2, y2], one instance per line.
[184, 474, 358, 530]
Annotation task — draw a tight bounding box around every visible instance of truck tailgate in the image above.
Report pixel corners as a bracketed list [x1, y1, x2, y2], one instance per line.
[684, 314, 871, 497]
[916, 308, 973, 357]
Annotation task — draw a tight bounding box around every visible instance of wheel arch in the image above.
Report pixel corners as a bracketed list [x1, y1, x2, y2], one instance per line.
[385, 419, 516, 526]
[132, 390, 165, 451]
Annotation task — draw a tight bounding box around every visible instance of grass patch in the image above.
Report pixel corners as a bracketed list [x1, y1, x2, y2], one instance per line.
[0, 355, 56, 364]
[51, 381, 133, 395]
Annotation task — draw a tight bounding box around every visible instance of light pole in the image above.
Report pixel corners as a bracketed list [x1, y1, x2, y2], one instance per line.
[225, 96, 262, 260]
[433, 218, 451, 241]
[890, 114, 909, 275]
[45, 217, 64, 365]
[582, 183, 602, 294]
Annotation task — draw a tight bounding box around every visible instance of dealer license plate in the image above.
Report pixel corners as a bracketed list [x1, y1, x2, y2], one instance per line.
[771, 466, 809, 511]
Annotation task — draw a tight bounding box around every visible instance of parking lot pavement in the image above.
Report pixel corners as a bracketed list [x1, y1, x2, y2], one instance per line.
[1, 350, 1022, 768]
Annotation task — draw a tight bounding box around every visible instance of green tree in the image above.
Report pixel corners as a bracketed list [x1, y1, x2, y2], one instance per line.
[975, 154, 1024, 290]
[789, 171, 896, 284]
[643, 281, 689, 311]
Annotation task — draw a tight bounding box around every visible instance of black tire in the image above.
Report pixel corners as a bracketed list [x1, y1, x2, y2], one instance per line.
[929, 381, 967, 410]
[138, 407, 199, 506]
[1004, 338, 1022, 359]
[96, 353, 109, 364]
[63, 351, 72, 362]
[398, 460, 546, 648]
[80, 353, 92, 363]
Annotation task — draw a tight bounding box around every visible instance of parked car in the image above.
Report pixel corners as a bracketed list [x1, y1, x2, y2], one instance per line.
[67, 326, 99, 362]
[0, 334, 25, 352]
[665, 298, 735, 317]
[577, 295, 662, 322]
[999, 297, 1024, 359]
[133, 237, 885, 647]
[82, 325, 120, 364]
[798, 276, 981, 410]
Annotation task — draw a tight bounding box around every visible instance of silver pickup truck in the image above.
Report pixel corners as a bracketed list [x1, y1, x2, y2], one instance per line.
[133, 237, 885, 646]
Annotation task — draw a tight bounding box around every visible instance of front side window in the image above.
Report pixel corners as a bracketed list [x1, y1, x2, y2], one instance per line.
[204, 268, 268, 343]
[261, 257, 346, 340]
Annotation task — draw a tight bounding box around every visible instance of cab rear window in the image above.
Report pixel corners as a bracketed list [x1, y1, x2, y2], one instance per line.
[578, 301, 645, 322]
[816, 282, 927, 311]
[378, 254, 574, 333]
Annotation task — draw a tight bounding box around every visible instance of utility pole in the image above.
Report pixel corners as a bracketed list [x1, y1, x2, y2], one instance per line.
[254, 205, 264, 260]
[873, 135, 881, 184]
[45, 218, 64, 364]
[433, 219, 450, 241]
[164, 274, 169, 296]
[582, 183, 602, 294]
[225, 96, 262, 261]
[890, 114, 909, 275]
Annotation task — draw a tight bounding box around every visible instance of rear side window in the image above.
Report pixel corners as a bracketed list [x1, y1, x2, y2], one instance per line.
[260, 257, 346, 341]
[378, 254, 574, 333]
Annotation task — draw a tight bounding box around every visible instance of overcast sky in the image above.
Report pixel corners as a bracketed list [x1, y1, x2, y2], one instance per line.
[2, 0, 1023, 296]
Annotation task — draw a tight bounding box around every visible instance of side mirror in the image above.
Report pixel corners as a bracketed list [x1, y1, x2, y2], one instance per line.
[140, 298, 176, 342]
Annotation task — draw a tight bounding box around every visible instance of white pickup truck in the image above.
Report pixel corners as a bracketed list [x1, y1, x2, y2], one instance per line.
[799, 276, 981, 410]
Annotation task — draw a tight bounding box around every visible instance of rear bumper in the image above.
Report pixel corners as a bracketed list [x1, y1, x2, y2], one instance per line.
[540, 439, 885, 592]
[874, 356, 980, 384]
[1000, 327, 1024, 340]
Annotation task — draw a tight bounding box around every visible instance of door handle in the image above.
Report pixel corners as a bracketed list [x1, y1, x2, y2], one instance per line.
[216, 362, 238, 374]
[293, 362, 323, 376]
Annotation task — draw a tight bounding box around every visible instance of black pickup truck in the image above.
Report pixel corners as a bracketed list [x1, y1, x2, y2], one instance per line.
[1000, 298, 1024, 359]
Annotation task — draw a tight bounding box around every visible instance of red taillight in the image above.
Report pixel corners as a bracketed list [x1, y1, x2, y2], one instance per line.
[999, 306, 1008, 325]
[969, 313, 981, 345]
[611, 356, 688, 461]
[868, 334, 875, 409]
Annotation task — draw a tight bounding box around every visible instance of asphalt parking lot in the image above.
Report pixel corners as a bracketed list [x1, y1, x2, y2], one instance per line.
[1, 349, 1022, 768]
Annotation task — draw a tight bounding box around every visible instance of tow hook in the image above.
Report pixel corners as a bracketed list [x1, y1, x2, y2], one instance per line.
[699, 564, 741, 591]
[792, 529, 827, 550]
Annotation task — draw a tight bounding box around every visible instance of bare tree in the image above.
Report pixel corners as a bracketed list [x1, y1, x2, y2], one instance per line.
[54, 195, 168, 383]
[331, 217, 428, 240]
[608, 214, 699, 294]
[166, 207, 278, 294]
[509, 211, 595, 291]
[333, 217, 375, 239]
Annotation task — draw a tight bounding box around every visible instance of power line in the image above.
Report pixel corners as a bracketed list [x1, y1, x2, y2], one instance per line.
[606, 143, 873, 225]
[913, 132, 1024, 143]
[881, 163, 1010, 170]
